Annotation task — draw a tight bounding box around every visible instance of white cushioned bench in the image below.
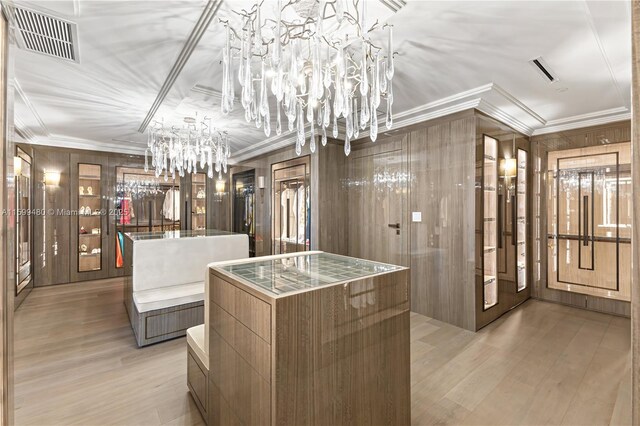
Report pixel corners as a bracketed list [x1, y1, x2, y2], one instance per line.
[187, 323, 208, 419]
[124, 231, 248, 347]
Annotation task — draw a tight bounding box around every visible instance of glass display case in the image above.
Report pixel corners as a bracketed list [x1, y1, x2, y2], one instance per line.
[114, 167, 181, 269]
[482, 135, 498, 310]
[78, 163, 103, 272]
[191, 172, 207, 231]
[15, 148, 32, 294]
[516, 149, 527, 292]
[217, 252, 405, 297]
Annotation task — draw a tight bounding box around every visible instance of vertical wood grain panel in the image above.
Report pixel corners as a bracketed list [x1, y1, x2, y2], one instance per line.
[274, 270, 410, 425]
[33, 148, 71, 286]
[409, 116, 476, 330]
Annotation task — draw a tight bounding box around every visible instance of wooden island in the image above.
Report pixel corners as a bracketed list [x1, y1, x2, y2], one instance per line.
[205, 251, 410, 426]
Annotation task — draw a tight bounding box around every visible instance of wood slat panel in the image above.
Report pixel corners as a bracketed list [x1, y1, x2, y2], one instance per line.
[145, 304, 204, 339]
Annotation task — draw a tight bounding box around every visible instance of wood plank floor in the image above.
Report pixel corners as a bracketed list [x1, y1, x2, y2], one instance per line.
[14, 279, 632, 425]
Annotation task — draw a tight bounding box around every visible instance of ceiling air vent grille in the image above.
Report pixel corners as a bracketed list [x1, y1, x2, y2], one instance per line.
[13, 7, 79, 62]
[529, 56, 558, 84]
[379, 0, 406, 13]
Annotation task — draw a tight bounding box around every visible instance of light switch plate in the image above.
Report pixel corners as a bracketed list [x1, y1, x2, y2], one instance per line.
[412, 212, 422, 222]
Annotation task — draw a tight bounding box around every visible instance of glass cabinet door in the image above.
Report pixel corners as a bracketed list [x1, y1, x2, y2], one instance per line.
[15, 148, 32, 294]
[78, 163, 103, 272]
[272, 160, 310, 256]
[516, 149, 527, 292]
[483, 135, 498, 310]
[547, 143, 631, 301]
[191, 172, 207, 230]
[232, 170, 256, 256]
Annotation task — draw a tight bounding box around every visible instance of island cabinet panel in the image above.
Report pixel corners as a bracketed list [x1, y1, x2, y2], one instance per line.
[273, 270, 410, 426]
[207, 252, 410, 426]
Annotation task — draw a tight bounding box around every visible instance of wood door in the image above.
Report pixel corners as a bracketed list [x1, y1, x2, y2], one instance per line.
[347, 140, 408, 267]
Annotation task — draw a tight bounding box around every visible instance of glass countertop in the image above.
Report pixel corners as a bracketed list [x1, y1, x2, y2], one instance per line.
[126, 229, 238, 241]
[217, 252, 405, 296]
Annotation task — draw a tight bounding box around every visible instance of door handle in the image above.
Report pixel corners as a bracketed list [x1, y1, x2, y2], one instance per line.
[583, 195, 589, 246]
[511, 195, 516, 246]
[388, 223, 400, 229]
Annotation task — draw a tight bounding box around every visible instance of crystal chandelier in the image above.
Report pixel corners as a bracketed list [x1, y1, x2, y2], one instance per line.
[220, 0, 395, 156]
[146, 116, 230, 180]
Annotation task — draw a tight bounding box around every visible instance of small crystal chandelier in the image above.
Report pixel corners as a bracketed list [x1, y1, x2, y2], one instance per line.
[146, 116, 230, 180]
[220, 0, 395, 156]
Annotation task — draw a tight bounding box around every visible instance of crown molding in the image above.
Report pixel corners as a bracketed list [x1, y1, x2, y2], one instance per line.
[24, 134, 146, 155]
[531, 107, 631, 135]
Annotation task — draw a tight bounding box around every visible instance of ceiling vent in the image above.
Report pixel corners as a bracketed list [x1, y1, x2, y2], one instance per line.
[12, 6, 79, 63]
[379, 0, 406, 13]
[529, 56, 558, 84]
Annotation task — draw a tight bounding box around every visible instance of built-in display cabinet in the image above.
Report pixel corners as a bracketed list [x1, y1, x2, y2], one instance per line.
[272, 156, 311, 255]
[191, 172, 207, 231]
[25, 145, 219, 287]
[232, 169, 256, 256]
[476, 115, 531, 329]
[516, 149, 528, 292]
[70, 154, 109, 282]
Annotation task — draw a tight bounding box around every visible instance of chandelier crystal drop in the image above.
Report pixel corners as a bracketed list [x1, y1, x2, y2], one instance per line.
[220, 0, 396, 156]
[145, 116, 230, 181]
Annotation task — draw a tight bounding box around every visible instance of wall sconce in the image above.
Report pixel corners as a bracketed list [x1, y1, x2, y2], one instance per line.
[500, 158, 517, 178]
[14, 156, 22, 177]
[44, 171, 61, 187]
[257, 176, 265, 189]
[215, 180, 226, 193]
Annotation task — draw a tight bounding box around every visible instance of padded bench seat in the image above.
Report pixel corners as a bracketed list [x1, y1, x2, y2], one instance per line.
[187, 324, 207, 369]
[133, 282, 204, 313]
[124, 231, 249, 347]
[187, 324, 208, 419]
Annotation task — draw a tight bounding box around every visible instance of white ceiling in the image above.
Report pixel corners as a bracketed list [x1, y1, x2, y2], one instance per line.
[9, 0, 632, 162]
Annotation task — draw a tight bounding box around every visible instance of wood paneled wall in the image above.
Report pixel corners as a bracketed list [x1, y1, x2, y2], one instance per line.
[222, 110, 481, 331]
[22, 144, 145, 287]
[408, 114, 477, 330]
[631, 2, 639, 423]
[530, 121, 632, 317]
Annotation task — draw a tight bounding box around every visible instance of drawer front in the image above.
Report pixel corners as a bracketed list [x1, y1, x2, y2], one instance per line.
[209, 331, 271, 426]
[145, 304, 204, 339]
[187, 351, 207, 412]
[210, 302, 271, 382]
[210, 274, 271, 343]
